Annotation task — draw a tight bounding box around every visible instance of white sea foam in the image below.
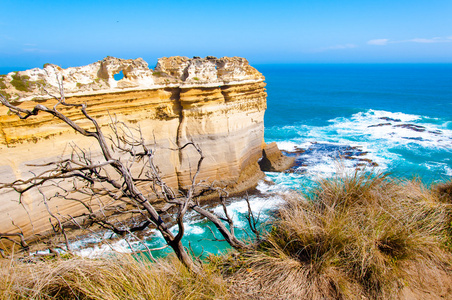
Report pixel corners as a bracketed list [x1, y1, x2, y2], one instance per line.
[74, 238, 138, 258]
[445, 166, 452, 177]
[174, 224, 206, 236]
[424, 162, 452, 178]
[70, 233, 114, 251]
[267, 109, 452, 181]
[211, 194, 285, 228]
[351, 109, 421, 123]
[275, 141, 298, 151]
[264, 172, 307, 190]
[257, 175, 301, 192]
[331, 110, 452, 149]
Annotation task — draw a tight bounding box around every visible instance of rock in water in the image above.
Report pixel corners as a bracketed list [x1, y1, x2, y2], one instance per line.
[259, 142, 296, 172]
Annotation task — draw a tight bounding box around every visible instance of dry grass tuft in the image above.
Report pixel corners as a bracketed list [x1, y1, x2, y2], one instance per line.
[0, 254, 229, 300]
[434, 179, 452, 204]
[223, 172, 452, 299]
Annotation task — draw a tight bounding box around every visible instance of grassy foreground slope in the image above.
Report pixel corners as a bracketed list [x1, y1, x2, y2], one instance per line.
[2, 173, 452, 299]
[222, 173, 452, 299]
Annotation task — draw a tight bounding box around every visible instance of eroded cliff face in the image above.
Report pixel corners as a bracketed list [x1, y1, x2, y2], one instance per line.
[0, 56, 267, 238]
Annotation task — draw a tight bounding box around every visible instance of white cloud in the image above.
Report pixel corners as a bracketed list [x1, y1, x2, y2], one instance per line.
[331, 44, 357, 49]
[367, 39, 389, 46]
[368, 36, 452, 46]
[23, 48, 42, 53]
[22, 48, 56, 54]
[407, 37, 451, 43]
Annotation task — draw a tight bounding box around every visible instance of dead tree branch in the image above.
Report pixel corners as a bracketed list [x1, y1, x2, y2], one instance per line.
[0, 72, 255, 269]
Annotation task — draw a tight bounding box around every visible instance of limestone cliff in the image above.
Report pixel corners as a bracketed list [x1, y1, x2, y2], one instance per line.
[0, 56, 274, 239]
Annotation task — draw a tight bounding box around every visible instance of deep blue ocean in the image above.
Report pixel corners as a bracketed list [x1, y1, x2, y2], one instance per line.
[14, 64, 450, 257]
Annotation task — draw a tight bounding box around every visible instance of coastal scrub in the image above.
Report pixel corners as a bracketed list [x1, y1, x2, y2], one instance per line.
[223, 173, 452, 299]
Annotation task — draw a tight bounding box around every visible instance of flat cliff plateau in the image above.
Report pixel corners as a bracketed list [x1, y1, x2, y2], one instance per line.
[0, 56, 293, 240]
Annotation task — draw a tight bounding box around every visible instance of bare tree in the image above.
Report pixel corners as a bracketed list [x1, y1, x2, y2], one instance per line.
[0, 75, 251, 271]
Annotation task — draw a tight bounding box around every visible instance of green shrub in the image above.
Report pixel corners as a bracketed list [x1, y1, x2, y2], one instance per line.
[10, 73, 31, 92]
[0, 76, 6, 89]
[0, 90, 10, 99]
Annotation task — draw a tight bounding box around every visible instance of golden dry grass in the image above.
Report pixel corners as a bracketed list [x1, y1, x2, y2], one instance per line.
[222, 173, 452, 299]
[434, 179, 452, 203]
[0, 254, 229, 300]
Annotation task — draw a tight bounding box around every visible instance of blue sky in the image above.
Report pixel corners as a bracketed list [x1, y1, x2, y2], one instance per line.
[1, 0, 451, 69]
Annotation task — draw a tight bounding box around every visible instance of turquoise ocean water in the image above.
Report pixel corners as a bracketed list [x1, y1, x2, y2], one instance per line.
[13, 64, 450, 257]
